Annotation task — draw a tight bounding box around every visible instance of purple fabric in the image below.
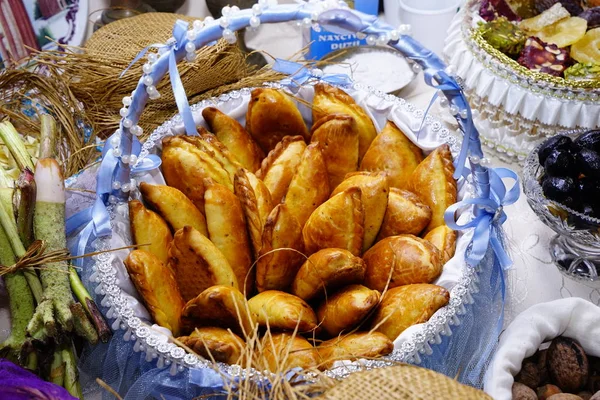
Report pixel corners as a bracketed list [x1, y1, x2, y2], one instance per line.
[0, 359, 78, 400]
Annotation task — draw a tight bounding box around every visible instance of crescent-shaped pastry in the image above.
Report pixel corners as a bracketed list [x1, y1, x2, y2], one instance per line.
[261, 333, 319, 373]
[162, 136, 232, 191]
[284, 142, 330, 228]
[139, 182, 208, 237]
[363, 234, 443, 291]
[233, 168, 274, 257]
[256, 203, 305, 293]
[331, 172, 389, 252]
[195, 130, 244, 182]
[291, 248, 366, 302]
[181, 285, 255, 337]
[316, 285, 380, 337]
[129, 200, 172, 265]
[376, 188, 432, 241]
[177, 327, 245, 365]
[310, 114, 359, 189]
[360, 120, 424, 190]
[204, 178, 254, 296]
[202, 106, 264, 172]
[161, 140, 207, 212]
[409, 144, 457, 233]
[316, 332, 393, 369]
[256, 135, 307, 204]
[424, 225, 457, 264]
[169, 226, 239, 302]
[246, 88, 309, 154]
[248, 290, 317, 332]
[302, 186, 364, 256]
[124, 250, 185, 336]
[312, 83, 377, 159]
[371, 284, 450, 340]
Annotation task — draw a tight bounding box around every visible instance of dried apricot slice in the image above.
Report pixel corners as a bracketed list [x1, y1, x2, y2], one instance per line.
[571, 27, 600, 64]
[534, 17, 587, 48]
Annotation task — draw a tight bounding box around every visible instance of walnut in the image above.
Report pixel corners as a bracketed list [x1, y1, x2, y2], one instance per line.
[512, 382, 537, 400]
[537, 384, 562, 400]
[516, 356, 542, 389]
[548, 337, 589, 393]
[547, 395, 583, 400]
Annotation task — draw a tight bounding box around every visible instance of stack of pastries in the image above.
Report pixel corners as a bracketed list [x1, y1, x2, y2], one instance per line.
[123, 83, 458, 372]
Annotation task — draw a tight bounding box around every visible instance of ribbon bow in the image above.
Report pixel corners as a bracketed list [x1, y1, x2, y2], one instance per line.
[272, 59, 352, 89]
[121, 20, 196, 136]
[444, 167, 520, 270]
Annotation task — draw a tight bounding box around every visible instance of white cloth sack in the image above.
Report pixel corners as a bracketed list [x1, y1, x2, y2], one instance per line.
[484, 298, 600, 400]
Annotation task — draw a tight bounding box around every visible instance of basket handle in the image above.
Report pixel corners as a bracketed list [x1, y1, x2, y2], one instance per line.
[74, 0, 496, 247]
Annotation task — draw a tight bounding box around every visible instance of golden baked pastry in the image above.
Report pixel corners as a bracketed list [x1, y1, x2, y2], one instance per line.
[161, 136, 232, 193]
[360, 121, 424, 190]
[424, 225, 457, 264]
[371, 284, 450, 340]
[317, 332, 393, 369]
[181, 285, 255, 337]
[129, 200, 172, 265]
[169, 226, 238, 302]
[256, 204, 305, 293]
[256, 135, 307, 204]
[316, 285, 380, 337]
[376, 188, 432, 241]
[409, 144, 457, 233]
[312, 83, 377, 159]
[177, 327, 245, 365]
[124, 250, 185, 336]
[302, 187, 364, 256]
[261, 333, 319, 373]
[248, 290, 317, 332]
[246, 88, 309, 154]
[363, 235, 442, 291]
[195, 130, 244, 182]
[291, 248, 366, 302]
[284, 142, 330, 228]
[233, 168, 274, 257]
[331, 172, 389, 252]
[202, 106, 264, 172]
[139, 182, 208, 237]
[204, 178, 254, 296]
[310, 114, 359, 189]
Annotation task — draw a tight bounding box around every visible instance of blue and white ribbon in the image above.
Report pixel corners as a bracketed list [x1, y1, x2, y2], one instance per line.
[444, 167, 520, 270]
[272, 58, 352, 89]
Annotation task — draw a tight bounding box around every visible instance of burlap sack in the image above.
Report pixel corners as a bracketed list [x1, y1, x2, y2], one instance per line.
[319, 366, 492, 400]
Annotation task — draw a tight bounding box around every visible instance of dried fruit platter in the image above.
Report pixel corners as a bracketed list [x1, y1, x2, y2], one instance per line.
[444, 0, 600, 164]
[65, 1, 518, 397]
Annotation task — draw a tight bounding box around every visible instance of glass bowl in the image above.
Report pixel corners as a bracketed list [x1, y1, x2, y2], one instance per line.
[523, 132, 600, 287]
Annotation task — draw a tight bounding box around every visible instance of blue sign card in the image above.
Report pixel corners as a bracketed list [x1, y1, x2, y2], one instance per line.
[305, 0, 379, 60]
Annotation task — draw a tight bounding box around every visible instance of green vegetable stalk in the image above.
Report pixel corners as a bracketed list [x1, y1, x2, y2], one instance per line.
[39, 115, 57, 160]
[27, 159, 75, 340]
[69, 266, 111, 343]
[0, 121, 35, 172]
[14, 168, 36, 248]
[0, 203, 36, 369]
[60, 342, 82, 399]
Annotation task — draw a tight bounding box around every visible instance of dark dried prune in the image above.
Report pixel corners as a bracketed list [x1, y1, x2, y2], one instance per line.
[542, 176, 576, 203]
[544, 149, 578, 177]
[577, 148, 600, 178]
[580, 7, 600, 29]
[538, 135, 574, 165]
[480, 0, 497, 21]
[575, 130, 600, 153]
[491, 0, 521, 21]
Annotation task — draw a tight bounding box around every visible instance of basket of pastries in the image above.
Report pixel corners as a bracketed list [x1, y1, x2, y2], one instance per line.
[65, 0, 520, 398]
[444, 0, 600, 164]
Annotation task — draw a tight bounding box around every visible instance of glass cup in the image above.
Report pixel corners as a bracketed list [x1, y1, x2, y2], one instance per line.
[398, 0, 463, 56]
